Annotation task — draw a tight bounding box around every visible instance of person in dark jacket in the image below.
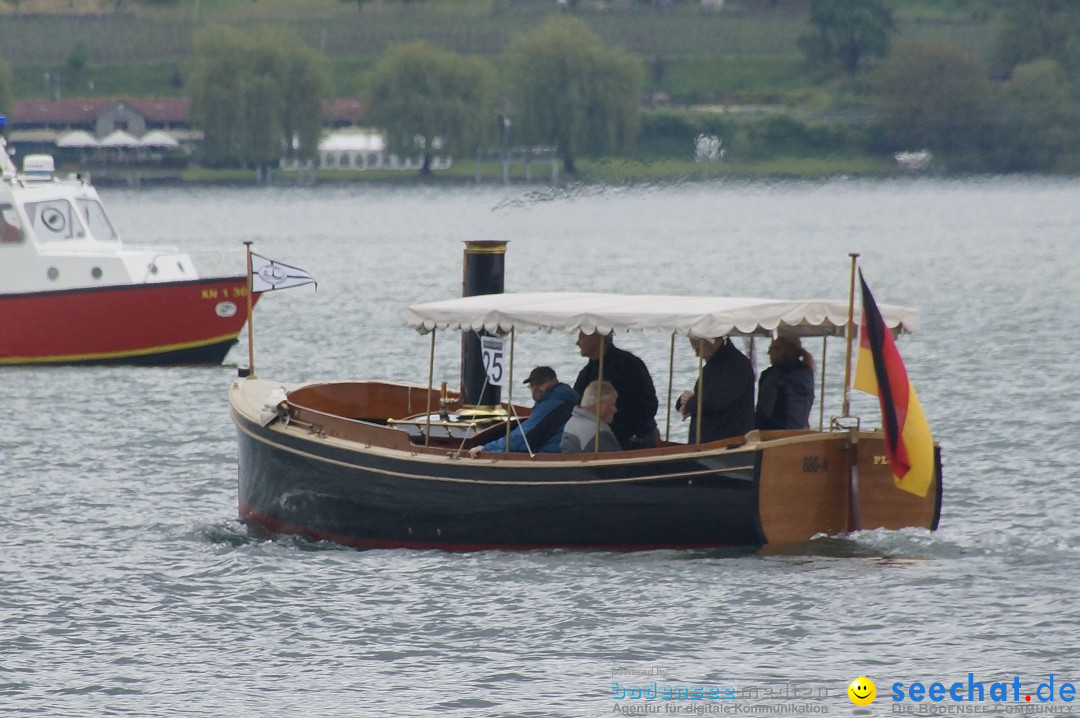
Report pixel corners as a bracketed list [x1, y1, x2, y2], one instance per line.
[573, 332, 659, 450]
[755, 337, 815, 430]
[677, 336, 755, 444]
[468, 366, 577, 456]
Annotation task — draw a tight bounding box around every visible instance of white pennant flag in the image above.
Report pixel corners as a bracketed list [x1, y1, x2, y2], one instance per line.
[251, 253, 317, 294]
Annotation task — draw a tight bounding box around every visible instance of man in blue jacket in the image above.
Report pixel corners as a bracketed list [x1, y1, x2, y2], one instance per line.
[468, 366, 578, 456]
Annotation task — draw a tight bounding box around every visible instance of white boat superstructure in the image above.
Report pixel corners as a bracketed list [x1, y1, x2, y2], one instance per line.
[1, 136, 199, 295]
[0, 116, 255, 366]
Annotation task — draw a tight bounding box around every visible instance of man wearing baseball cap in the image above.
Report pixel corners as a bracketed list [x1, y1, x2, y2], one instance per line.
[468, 366, 578, 456]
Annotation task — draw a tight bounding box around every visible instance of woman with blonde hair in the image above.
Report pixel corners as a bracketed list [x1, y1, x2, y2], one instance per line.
[755, 336, 815, 430]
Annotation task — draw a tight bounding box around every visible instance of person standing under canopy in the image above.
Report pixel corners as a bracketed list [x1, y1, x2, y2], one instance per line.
[755, 336, 815, 430]
[677, 336, 755, 444]
[573, 332, 659, 450]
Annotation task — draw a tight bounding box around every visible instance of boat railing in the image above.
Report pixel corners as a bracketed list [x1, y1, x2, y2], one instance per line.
[134, 247, 247, 282]
[287, 402, 418, 452]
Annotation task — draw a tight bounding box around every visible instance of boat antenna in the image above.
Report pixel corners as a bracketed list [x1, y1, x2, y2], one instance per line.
[840, 252, 860, 417]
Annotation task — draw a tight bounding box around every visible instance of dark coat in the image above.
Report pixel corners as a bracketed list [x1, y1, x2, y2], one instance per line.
[683, 340, 755, 444]
[755, 359, 815, 430]
[574, 344, 659, 450]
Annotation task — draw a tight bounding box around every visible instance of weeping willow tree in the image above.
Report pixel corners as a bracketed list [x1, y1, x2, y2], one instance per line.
[0, 58, 13, 123]
[504, 16, 642, 174]
[366, 41, 496, 175]
[188, 25, 331, 170]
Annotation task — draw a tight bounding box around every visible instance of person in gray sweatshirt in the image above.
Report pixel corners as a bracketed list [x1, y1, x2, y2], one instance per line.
[560, 380, 622, 454]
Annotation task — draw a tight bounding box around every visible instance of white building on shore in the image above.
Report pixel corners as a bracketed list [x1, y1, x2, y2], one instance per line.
[281, 130, 452, 172]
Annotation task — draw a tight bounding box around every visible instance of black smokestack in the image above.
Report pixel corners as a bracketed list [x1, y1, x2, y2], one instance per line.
[461, 241, 507, 411]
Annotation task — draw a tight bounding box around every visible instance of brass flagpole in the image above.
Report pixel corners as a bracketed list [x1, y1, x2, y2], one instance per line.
[841, 253, 862, 533]
[244, 241, 256, 378]
[841, 252, 860, 418]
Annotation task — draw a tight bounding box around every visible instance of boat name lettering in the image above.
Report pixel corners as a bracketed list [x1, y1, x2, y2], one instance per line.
[201, 287, 248, 300]
[801, 456, 828, 473]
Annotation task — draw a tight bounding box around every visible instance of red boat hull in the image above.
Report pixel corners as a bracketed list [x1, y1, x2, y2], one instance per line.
[0, 277, 258, 365]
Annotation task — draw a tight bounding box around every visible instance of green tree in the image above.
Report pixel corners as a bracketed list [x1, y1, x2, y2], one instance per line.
[188, 25, 331, 170]
[0, 58, 12, 122]
[873, 42, 995, 169]
[799, 0, 895, 76]
[67, 41, 88, 78]
[504, 16, 643, 174]
[993, 0, 1080, 73]
[366, 42, 496, 175]
[992, 59, 1080, 171]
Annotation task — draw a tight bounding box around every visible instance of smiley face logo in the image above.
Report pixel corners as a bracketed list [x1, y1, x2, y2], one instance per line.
[848, 676, 877, 706]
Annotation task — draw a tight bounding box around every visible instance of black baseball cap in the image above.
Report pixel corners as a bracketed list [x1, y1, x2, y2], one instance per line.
[523, 366, 557, 386]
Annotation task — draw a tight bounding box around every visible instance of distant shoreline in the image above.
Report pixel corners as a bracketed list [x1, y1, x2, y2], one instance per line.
[80, 155, 913, 189]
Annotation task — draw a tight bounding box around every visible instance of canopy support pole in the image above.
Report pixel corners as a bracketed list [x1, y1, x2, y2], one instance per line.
[841, 252, 860, 418]
[594, 336, 606, 455]
[665, 333, 675, 442]
[504, 329, 516, 450]
[695, 349, 704, 445]
[425, 329, 436, 448]
[818, 337, 827, 431]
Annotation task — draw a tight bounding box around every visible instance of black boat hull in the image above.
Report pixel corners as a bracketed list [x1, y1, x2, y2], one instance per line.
[236, 414, 765, 549]
[231, 378, 941, 551]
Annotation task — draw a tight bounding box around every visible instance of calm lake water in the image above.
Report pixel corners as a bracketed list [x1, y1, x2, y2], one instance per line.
[4, 178, 1080, 717]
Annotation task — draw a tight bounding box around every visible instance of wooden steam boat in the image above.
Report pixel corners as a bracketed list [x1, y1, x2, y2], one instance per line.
[230, 243, 941, 550]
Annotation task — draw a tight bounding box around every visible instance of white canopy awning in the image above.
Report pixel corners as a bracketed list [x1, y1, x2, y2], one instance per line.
[407, 292, 919, 338]
[56, 130, 99, 148]
[99, 130, 140, 147]
[139, 130, 180, 148]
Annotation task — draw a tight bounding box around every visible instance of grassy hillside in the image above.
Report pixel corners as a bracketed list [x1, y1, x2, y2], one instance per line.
[1, 0, 997, 106]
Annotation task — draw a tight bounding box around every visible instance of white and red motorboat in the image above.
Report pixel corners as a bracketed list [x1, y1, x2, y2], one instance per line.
[0, 120, 257, 366]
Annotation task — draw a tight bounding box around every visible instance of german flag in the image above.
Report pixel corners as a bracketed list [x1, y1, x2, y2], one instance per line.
[853, 271, 934, 497]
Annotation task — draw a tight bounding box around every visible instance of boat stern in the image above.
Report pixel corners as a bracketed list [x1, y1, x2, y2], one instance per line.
[754, 431, 941, 545]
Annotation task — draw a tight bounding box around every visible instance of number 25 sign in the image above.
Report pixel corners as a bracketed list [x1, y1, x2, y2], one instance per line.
[481, 336, 507, 387]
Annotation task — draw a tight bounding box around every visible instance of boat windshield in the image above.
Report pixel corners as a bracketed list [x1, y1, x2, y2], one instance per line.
[23, 199, 88, 241]
[77, 198, 119, 242]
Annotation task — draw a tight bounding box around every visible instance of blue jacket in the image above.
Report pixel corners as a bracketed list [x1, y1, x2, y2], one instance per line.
[484, 382, 578, 454]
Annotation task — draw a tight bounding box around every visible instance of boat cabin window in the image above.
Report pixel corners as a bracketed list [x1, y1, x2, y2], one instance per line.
[0, 203, 24, 244]
[24, 199, 87, 241]
[77, 199, 119, 242]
